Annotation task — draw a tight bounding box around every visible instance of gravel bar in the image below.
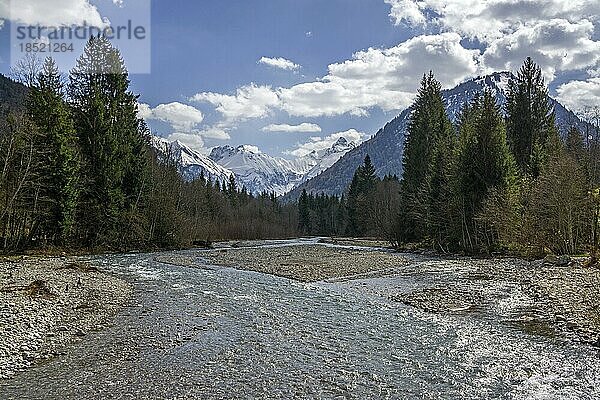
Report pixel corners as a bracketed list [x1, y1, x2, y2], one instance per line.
[0, 256, 132, 379]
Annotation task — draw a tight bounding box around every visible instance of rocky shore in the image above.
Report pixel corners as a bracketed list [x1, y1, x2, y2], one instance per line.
[0, 256, 132, 379]
[390, 257, 600, 347]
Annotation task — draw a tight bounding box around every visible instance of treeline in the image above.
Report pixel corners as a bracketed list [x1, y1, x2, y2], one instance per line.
[301, 58, 600, 257]
[0, 37, 296, 252]
[298, 155, 401, 240]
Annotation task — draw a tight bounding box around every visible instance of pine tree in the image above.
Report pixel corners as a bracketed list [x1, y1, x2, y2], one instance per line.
[345, 165, 363, 236]
[69, 36, 148, 246]
[454, 91, 517, 251]
[397, 72, 452, 243]
[506, 57, 555, 176]
[359, 155, 378, 193]
[27, 57, 80, 244]
[298, 189, 311, 234]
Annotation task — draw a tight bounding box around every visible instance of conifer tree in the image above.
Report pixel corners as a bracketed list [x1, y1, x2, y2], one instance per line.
[69, 36, 148, 245]
[27, 57, 80, 243]
[397, 72, 452, 243]
[454, 91, 516, 251]
[506, 57, 555, 176]
[345, 165, 363, 236]
[298, 189, 311, 234]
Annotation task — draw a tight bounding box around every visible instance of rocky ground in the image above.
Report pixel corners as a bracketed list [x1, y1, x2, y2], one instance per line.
[390, 257, 600, 347]
[198, 244, 412, 282]
[0, 256, 132, 379]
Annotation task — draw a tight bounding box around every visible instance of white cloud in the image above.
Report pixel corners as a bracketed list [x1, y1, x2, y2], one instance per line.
[188, 33, 479, 121]
[286, 129, 366, 157]
[383, 1, 600, 82]
[262, 123, 322, 133]
[278, 32, 480, 117]
[165, 132, 205, 150]
[384, 0, 426, 26]
[556, 77, 600, 112]
[139, 102, 230, 147]
[385, 0, 600, 42]
[195, 125, 231, 140]
[258, 57, 301, 71]
[190, 83, 280, 122]
[482, 19, 600, 81]
[137, 103, 153, 120]
[0, 0, 108, 27]
[149, 102, 204, 131]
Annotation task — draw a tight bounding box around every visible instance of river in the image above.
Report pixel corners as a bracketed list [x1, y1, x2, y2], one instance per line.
[1, 240, 599, 399]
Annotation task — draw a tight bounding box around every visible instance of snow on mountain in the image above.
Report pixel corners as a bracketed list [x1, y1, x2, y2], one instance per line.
[208, 145, 311, 196]
[301, 137, 358, 182]
[151, 136, 359, 196]
[151, 136, 233, 183]
[283, 71, 595, 201]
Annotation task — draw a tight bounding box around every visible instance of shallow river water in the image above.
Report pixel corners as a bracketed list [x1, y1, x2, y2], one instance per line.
[1, 240, 599, 399]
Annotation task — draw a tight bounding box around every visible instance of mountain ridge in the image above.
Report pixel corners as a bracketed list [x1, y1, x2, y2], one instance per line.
[283, 71, 594, 202]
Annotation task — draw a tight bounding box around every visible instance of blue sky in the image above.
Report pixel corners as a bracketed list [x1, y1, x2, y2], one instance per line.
[1, 0, 600, 158]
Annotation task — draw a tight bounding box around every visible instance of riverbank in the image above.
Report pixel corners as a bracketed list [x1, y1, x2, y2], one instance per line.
[0, 256, 132, 379]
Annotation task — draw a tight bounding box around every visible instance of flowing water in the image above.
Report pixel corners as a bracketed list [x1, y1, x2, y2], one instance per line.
[1, 240, 599, 399]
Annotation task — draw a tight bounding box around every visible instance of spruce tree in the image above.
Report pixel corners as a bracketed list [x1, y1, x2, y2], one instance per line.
[506, 57, 555, 176]
[454, 91, 516, 251]
[397, 72, 452, 243]
[345, 165, 363, 236]
[359, 155, 378, 193]
[27, 57, 79, 244]
[298, 189, 311, 234]
[69, 36, 148, 245]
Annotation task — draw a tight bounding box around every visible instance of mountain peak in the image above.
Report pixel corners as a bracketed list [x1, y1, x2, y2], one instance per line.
[284, 71, 593, 201]
[334, 137, 348, 146]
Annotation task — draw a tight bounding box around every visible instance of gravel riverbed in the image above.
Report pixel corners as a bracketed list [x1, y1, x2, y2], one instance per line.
[197, 244, 411, 282]
[1, 240, 599, 398]
[0, 256, 132, 379]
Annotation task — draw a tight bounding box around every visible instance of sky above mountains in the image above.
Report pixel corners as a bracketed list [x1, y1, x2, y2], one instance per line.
[1, 0, 599, 158]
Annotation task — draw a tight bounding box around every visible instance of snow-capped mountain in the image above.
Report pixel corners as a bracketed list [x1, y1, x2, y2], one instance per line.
[284, 71, 595, 201]
[301, 137, 358, 183]
[208, 145, 312, 196]
[151, 137, 233, 183]
[152, 136, 359, 196]
[208, 139, 359, 195]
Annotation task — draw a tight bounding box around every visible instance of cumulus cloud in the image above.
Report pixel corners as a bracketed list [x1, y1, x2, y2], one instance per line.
[383, 1, 600, 82]
[261, 123, 322, 133]
[286, 129, 366, 157]
[384, 0, 426, 26]
[0, 0, 108, 27]
[190, 83, 280, 122]
[482, 19, 600, 81]
[195, 125, 231, 140]
[278, 32, 480, 117]
[138, 102, 230, 148]
[189, 33, 479, 121]
[258, 57, 301, 71]
[384, 0, 600, 42]
[556, 78, 600, 112]
[147, 102, 205, 131]
[165, 132, 205, 150]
